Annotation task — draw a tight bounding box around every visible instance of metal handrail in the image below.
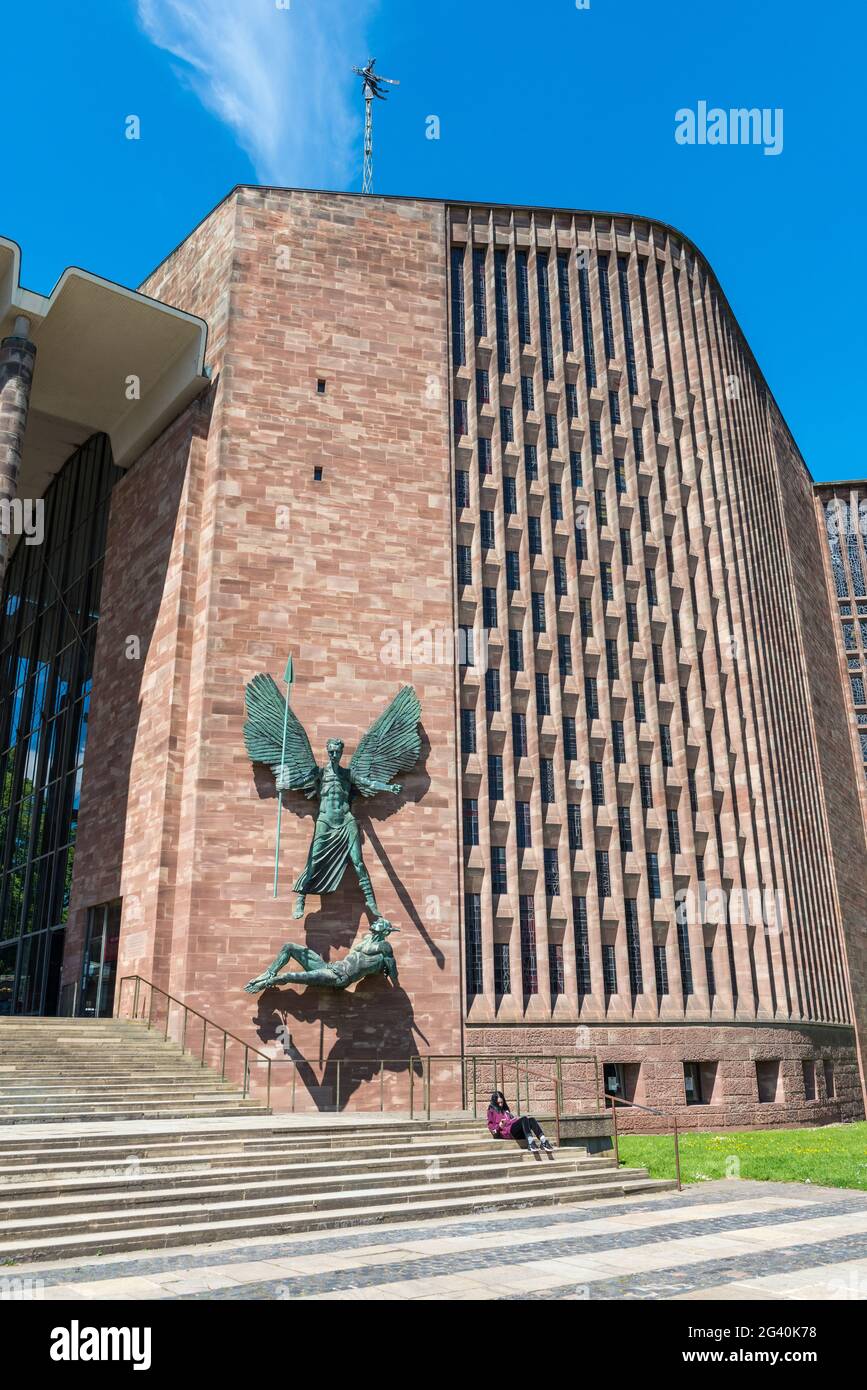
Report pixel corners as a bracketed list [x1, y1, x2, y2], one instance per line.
[117, 975, 272, 1109]
[605, 1090, 682, 1191]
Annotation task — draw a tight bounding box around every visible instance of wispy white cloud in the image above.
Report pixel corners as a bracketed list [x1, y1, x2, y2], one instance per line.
[136, 0, 378, 187]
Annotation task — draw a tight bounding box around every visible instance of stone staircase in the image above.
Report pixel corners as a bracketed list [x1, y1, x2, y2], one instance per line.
[0, 1018, 676, 1263]
[0, 1017, 270, 1124]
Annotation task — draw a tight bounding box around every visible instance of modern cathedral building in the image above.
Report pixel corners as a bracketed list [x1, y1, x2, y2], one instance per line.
[1, 187, 865, 1130]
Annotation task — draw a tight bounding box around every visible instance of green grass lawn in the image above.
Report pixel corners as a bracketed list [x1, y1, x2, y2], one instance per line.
[618, 1122, 867, 1191]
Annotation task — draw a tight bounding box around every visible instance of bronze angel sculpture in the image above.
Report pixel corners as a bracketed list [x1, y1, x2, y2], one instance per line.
[242, 673, 422, 930]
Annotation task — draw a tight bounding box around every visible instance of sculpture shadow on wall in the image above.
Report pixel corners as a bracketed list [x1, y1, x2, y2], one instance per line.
[248, 911, 430, 1112]
[355, 723, 445, 969]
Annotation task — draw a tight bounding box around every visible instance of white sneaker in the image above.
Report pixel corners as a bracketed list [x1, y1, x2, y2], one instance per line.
[527, 1137, 540, 1153]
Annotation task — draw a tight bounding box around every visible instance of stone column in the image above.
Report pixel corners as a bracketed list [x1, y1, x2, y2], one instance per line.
[0, 316, 37, 585]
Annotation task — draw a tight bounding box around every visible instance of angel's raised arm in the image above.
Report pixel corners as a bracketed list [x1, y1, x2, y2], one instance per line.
[349, 685, 421, 799]
[243, 674, 320, 798]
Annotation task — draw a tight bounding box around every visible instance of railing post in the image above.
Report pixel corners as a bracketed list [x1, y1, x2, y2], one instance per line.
[610, 1095, 620, 1169]
[472, 1056, 477, 1118]
[426, 1055, 431, 1121]
[146, 983, 153, 1031]
[336, 1059, 341, 1113]
[673, 1115, 682, 1191]
[556, 1056, 563, 1118]
[380, 1058, 385, 1112]
[243, 1045, 249, 1098]
[164, 996, 171, 1041]
[221, 1031, 227, 1080]
[133, 976, 140, 1021]
[266, 1058, 272, 1111]
[292, 1059, 297, 1113]
[555, 1067, 561, 1148]
[181, 1006, 188, 1054]
[200, 1017, 207, 1066]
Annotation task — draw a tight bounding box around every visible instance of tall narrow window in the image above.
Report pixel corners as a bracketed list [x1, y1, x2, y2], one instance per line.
[563, 715, 578, 761]
[590, 419, 603, 458]
[472, 248, 487, 337]
[639, 764, 653, 808]
[503, 475, 517, 516]
[626, 899, 643, 994]
[660, 724, 673, 767]
[618, 804, 633, 850]
[557, 252, 574, 352]
[494, 942, 511, 994]
[540, 758, 555, 803]
[451, 248, 466, 366]
[601, 562, 614, 601]
[568, 803, 582, 850]
[463, 798, 480, 846]
[482, 586, 498, 629]
[478, 437, 492, 476]
[481, 510, 495, 550]
[580, 597, 593, 638]
[667, 807, 681, 855]
[574, 896, 591, 993]
[529, 515, 543, 556]
[654, 942, 669, 996]
[460, 707, 476, 754]
[509, 629, 524, 672]
[537, 252, 554, 380]
[646, 851, 661, 900]
[554, 555, 568, 596]
[612, 720, 626, 765]
[606, 638, 619, 682]
[558, 632, 573, 676]
[570, 450, 583, 489]
[524, 444, 538, 481]
[516, 800, 532, 848]
[506, 550, 520, 592]
[465, 893, 483, 997]
[549, 942, 565, 999]
[485, 667, 501, 713]
[532, 592, 546, 634]
[521, 374, 535, 412]
[512, 711, 528, 757]
[520, 897, 538, 994]
[578, 258, 597, 388]
[633, 679, 646, 723]
[596, 849, 611, 897]
[500, 405, 514, 443]
[517, 250, 531, 344]
[678, 921, 694, 995]
[602, 943, 617, 994]
[488, 754, 504, 801]
[617, 256, 638, 395]
[544, 847, 560, 896]
[598, 255, 615, 360]
[457, 544, 471, 586]
[491, 846, 507, 894]
[456, 470, 470, 509]
[590, 761, 605, 805]
[585, 676, 599, 720]
[495, 249, 511, 374]
[638, 258, 654, 369]
[632, 426, 644, 463]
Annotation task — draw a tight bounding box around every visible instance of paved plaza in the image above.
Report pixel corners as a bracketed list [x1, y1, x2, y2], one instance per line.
[7, 1179, 867, 1302]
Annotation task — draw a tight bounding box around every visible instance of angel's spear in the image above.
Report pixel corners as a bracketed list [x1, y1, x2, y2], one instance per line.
[273, 652, 294, 898]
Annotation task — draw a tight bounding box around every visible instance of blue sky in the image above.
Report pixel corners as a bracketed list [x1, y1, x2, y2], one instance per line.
[3, 0, 863, 481]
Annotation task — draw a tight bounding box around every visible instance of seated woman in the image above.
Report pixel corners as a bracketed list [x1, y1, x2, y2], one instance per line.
[487, 1090, 554, 1153]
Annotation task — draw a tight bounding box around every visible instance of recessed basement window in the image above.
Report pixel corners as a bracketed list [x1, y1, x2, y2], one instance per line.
[313, 467, 323, 482]
[317, 379, 327, 394]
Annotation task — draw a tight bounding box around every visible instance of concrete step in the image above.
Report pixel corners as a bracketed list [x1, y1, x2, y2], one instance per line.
[0, 1155, 623, 1213]
[0, 1175, 675, 1263]
[0, 1102, 272, 1124]
[0, 1137, 528, 1181]
[0, 1120, 486, 1155]
[0, 1147, 613, 1196]
[0, 1163, 662, 1242]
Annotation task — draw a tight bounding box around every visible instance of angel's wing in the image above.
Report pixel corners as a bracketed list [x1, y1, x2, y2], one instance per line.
[243, 674, 319, 798]
[349, 685, 421, 797]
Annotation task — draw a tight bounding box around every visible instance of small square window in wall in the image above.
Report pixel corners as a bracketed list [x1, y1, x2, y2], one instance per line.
[684, 1061, 718, 1105]
[317, 379, 327, 394]
[756, 1059, 782, 1103]
[313, 467, 323, 482]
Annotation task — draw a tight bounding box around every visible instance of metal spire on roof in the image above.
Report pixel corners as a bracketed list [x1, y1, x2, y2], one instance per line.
[352, 57, 400, 195]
